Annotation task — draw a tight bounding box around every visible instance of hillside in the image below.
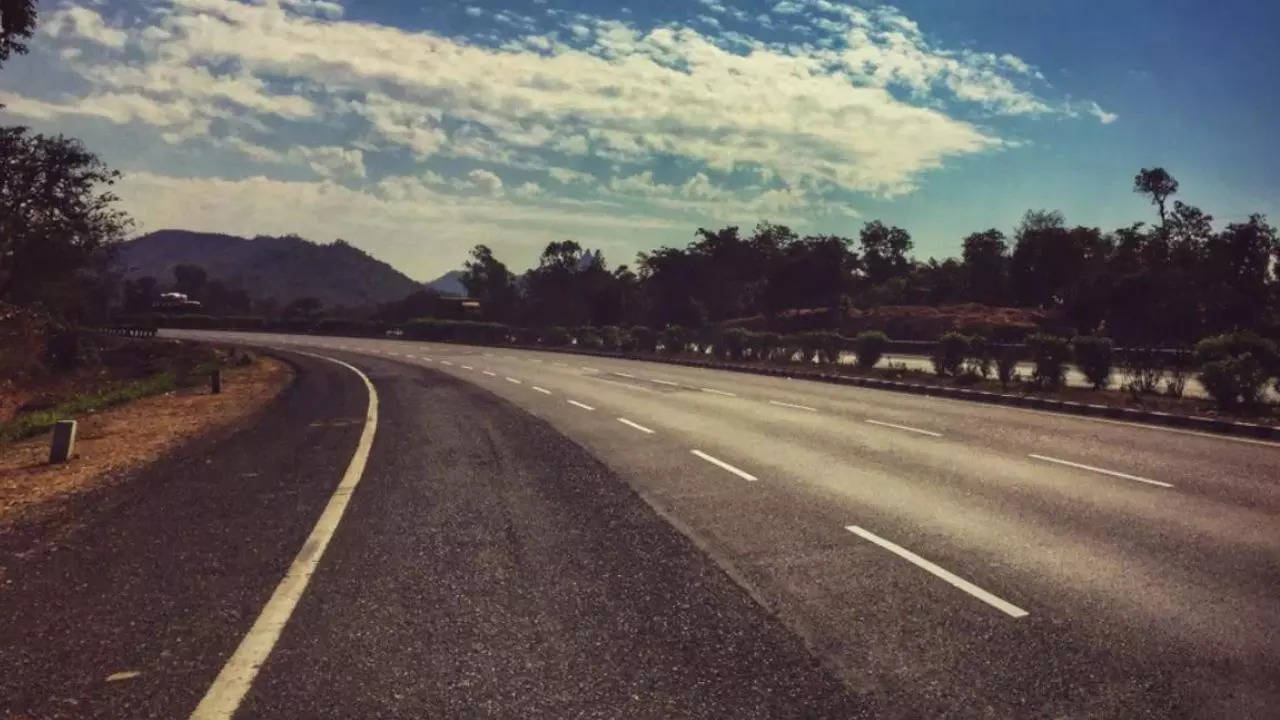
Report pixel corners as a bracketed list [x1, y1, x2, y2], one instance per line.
[424, 270, 468, 297]
[115, 230, 424, 308]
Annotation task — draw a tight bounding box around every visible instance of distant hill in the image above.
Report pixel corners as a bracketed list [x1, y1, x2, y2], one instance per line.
[424, 270, 468, 297]
[114, 230, 424, 308]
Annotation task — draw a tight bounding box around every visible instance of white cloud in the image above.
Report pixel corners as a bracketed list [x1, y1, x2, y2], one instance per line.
[464, 169, 505, 196]
[0, 0, 1116, 272]
[547, 167, 595, 184]
[513, 181, 543, 198]
[41, 6, 127, 49]
[1087, 101, 1118, 124]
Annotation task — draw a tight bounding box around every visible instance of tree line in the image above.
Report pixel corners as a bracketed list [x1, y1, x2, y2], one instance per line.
[460, 167, 1279, 348]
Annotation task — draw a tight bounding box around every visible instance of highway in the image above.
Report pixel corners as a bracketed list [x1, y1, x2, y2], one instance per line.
[165, 329, 1280, 718]
[6, 328, 1275, 717]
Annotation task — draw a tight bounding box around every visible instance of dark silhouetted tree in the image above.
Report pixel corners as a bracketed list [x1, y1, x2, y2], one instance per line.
[0, 126, 132, 309]
[0, 0, 37, 68]
[960, 229, 1009, 305]
[858, 221, 913, 286]
[460, 244, 518, 321]
[1133, 167, 1179, 230]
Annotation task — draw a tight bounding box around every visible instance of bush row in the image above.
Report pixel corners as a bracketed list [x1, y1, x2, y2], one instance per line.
[137, 314, 1278, 411]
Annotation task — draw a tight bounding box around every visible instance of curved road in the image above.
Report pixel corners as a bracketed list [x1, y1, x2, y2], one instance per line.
[6, 330, 1278, 717]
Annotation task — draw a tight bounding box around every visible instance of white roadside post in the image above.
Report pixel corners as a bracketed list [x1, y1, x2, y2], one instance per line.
[49, 420, 77, 464]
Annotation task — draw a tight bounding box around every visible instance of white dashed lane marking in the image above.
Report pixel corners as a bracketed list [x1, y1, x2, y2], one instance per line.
[845, 525, 1028, 619]
[617, 417, 655, 434]
[769, 400, 817, 412]
[865, 419, 942, 437]
[1028, 454, 1171, 488]
[690, 450, 757, 482]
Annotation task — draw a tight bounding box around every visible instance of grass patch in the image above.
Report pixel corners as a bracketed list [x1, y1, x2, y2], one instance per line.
[0, 372, 178, 443]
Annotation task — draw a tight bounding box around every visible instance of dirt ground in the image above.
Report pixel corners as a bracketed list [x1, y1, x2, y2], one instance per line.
[0, 355, 294, 533]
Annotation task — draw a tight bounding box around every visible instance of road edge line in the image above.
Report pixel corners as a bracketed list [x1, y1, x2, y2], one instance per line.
[190, 352, 378, 719]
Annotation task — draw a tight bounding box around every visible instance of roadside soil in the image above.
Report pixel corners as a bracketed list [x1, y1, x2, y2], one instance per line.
[0, 355, 294, 534]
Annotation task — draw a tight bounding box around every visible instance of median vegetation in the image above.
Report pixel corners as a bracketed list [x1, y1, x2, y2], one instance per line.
[128, 312, 1280, 421]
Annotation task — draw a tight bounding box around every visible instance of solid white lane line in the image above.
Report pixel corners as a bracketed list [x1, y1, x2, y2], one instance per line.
[650, 378, 680, 386]
[482, 371, 497, 377]
[191, 354, 378, 719]
[568, 400, 596, 411]
[770, 400, 818, 412]
[461, 365, 474, 370]
[505, 377, 522, 384]
[532, 386, 552, 395]
[1028, 454, 1172, 488]
[690, 450, 758, 482]
[845, 525, 1029, 619]
[617, 417, 655, 434]
[701, 387, 737, 397]
[865, 419, 942, 437]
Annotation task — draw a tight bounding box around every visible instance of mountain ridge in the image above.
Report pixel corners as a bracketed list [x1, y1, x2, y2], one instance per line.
[114, 230, 429, 308]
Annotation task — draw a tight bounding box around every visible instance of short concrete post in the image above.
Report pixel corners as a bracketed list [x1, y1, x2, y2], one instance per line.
[49, 420, 77, 464]
[210, 369, 222, 394]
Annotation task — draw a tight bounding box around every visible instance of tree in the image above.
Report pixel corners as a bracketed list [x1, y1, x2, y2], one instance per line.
[123, 276, 159, 313]
[173, 264, 208, 297]
[0, 126, 132, 309]
[1200, 215, 1277, 334]
[858, 221, 913, 286]
[960, 229, 1009, 305]
[460, 244, 518, 321]
[1133, 167, 1179, 230]
[1, 0, 37, 68]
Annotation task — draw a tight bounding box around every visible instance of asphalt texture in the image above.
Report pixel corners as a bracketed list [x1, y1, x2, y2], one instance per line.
[1, 353, 367, 718]
[4, 348, 868, 718]
[162, 329, 1280, 719]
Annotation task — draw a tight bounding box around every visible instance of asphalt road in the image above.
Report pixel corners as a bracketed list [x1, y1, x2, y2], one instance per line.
[3, 349, 864, 718]
[159, 329, 1280, 718]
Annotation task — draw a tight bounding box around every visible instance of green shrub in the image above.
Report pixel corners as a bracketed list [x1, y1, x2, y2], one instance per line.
[1026, 333, 1070, 389]
[754, 332, 782, 361]
[852, 331, 888, 369]
[716, 327, 749, 361]
[660, 325, 690, 355]
[1164, 351, 1191, 398]
[793, 333, 819, 363]
[630, 326, 657, 353]
[576, 327, 604, 350]
[776, 334, 804, 363]
[1119, 347, 1161, 395]
[599, 325, 623, 351]
[542, 326, 571, 346]
[964, 334, 992, 378]
[931, 332, 969, 377]
[1071, 335, 1114, 389]
[805, 331, 845, 364]
[1194, 332, 1278, 408]
[43, 326, 83, 372]
[992, 342, 1022, 387]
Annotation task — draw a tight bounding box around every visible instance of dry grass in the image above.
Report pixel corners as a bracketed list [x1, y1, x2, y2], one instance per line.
[0, 355, 293, 532]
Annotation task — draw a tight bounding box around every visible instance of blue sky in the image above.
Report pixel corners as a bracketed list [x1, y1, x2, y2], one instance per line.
[2, 0, 1276, 281]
